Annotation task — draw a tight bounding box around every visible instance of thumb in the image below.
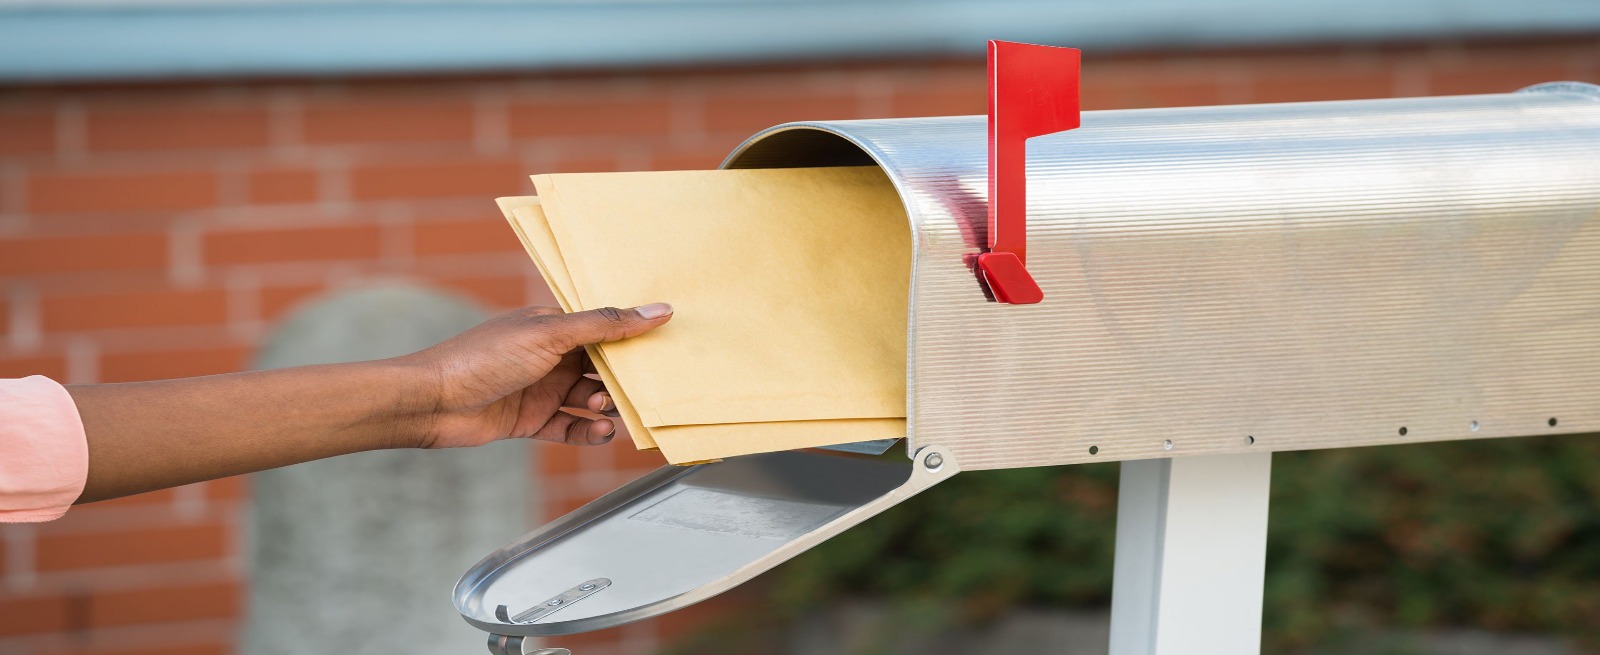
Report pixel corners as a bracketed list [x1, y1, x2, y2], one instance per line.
[539, 303, 673, 352]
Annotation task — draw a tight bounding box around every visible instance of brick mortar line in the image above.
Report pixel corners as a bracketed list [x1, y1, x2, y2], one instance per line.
[7, 286, 41, 352]
[1393, 58, 1433, 97]
[215, 155, 252, 208]
[15, 274, 225, 295]
[378, 205, 416, 266]
[16, 146, 362, 171]
[614, 146, 652, 172]
[474, 86, 512, 156]
[1572, 49, 1599, 82]
[856, 73, 894, 119]
[224, 268, 263, 345]
[668, 87, 707, 148]
[0, 617, 237, 653]
[169, 217, 205, 288]
[1216, 68, 1254, 105]
[177, 207, 386, 230]
[0, 161, 25, 217]
[22, 328, 255, 355]
[524, 271, 554, 307]
[172, 483, 210, 523]
[150, 250, 538, 283]
[317, 151, 353, 216]
[55, 100, 87, 163]
[6, 560, 243, 596]
[31, 502, 242, 537]
[280, 140, 510, 162]
[64, 337, 97, 385]
[1, 525, 36, 592]
[268, 87, 305, 156]
[0, 213, 25, 236]
[186, 195, 496, 222]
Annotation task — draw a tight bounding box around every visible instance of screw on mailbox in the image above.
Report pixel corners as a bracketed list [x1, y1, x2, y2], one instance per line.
[923, 452, 944, 470]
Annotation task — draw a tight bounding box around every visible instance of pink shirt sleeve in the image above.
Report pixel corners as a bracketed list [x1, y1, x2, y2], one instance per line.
[0, 376, 88, 522]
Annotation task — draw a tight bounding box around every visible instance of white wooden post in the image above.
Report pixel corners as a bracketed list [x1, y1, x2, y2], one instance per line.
[1108, 453, 1273, 655]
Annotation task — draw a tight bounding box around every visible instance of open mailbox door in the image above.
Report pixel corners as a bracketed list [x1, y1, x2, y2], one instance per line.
[455, 446, 957, 654]
[456, 41, 1600, 655]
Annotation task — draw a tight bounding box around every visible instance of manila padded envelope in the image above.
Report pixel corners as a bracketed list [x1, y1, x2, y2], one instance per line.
[503, 203, 909, 464]
[500, 199, 906, 463]
[533, 167, 911, 428]
[496, 196, 657, 449]
[492, 168, 908, 464]
[498, 191, 906, 463]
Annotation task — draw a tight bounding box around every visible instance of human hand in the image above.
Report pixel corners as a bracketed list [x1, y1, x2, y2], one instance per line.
[400, 303, 672, 449]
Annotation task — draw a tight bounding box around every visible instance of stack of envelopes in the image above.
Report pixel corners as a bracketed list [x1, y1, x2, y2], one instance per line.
[496, 166, 910, 464]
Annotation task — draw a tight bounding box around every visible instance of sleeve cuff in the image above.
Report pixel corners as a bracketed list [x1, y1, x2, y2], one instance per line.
[0, 375, 89, 522]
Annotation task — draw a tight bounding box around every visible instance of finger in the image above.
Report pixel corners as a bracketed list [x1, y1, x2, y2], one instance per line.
[532, 411, 616, 446]
[560, 376, 606, 409]
[534, 304, 674, 354]
[515, 349, 588, 422]
[589, 392, 617, 415]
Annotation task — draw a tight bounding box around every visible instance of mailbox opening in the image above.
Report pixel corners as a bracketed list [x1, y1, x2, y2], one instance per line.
[726, 126, 880, 169]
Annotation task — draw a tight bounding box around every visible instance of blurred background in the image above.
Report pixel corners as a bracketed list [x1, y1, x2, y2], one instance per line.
[0, 1, 1598, 654]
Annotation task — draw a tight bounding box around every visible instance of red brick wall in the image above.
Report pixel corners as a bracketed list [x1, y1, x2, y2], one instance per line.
[1, 35, 1596, 655]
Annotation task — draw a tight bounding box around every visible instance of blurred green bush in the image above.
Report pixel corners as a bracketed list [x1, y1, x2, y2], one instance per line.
[760, 433, 1600, 649]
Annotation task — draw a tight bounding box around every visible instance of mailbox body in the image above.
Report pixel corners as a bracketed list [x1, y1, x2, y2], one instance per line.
[458, 85, 1600, 643]
[728, 84, 1600, 470]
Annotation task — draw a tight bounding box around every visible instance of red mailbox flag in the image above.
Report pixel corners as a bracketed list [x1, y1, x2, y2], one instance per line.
[980, 40, 1081, 305]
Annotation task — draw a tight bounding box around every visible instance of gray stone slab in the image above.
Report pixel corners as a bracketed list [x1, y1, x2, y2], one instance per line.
[243, 286, 532, 655]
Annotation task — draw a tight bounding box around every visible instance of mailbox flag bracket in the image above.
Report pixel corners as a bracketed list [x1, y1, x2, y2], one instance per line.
[980, 40, 1080, 305]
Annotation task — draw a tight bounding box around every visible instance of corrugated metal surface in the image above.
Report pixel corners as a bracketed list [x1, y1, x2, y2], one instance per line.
[728, 84, 1600, 471]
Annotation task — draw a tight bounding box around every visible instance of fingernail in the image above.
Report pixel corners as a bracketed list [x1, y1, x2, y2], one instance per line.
[596, 393, 614, 412]
[635, 303, 673, 319]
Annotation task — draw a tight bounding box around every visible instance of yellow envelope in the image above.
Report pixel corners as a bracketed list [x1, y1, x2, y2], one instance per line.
[498, 198, 908, 462]
[650, 417, 905, 464]
[497, 166, 910, 464]
[533, 167, 910, 426]
[496, 196, 657, 449]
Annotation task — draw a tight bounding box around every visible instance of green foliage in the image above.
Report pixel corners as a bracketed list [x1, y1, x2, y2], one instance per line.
[761, 434, 1600, 648]
[1264, 434, 1600, 648]
[769, 460, 1120, 620]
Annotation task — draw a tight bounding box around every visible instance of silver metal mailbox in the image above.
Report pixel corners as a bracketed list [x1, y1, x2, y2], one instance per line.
[729, 81, 1600, 471]
[458, 82, 1600, 655]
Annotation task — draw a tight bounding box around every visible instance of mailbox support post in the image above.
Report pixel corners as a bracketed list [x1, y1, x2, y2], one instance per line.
[1108, 453, 1273, 655]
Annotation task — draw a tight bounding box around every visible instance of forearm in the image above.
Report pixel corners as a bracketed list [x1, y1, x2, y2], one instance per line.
[53, 303, 670, 505]
[67, 359, 434, 504]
